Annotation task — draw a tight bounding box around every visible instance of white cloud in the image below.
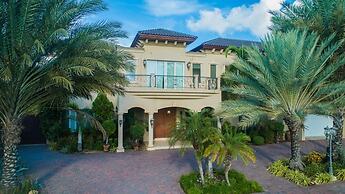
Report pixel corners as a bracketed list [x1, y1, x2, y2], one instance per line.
[145, 0, 200, 16]
[187, 0, 284, 37]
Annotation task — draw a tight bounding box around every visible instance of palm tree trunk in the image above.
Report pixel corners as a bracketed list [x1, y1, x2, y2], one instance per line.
[207, 157, 214, 178]
[1, 119, 22, 187]
[224, 156, 232, 186]
[284, 117, 304, 170]
[196, 157, 205, 184]
[332, 110, 344, 155]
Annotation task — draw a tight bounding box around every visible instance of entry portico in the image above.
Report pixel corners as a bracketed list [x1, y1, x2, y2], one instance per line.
[116, 88, 221, 152]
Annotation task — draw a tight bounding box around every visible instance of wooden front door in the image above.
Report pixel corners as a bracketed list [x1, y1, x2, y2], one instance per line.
[154, 108, 176, 138]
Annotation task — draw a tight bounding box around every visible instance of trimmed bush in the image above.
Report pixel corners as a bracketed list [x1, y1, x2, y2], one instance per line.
[92, 93, 114, 123]
[252, 136, 265, 145]
[180, 170, 263, 194]
[284, 170, 311, 186]
[336, 169, 345, 181]
[268, 151, 345, 187]
[303, 162, 326, 178]
[267, 160, 289, 177]
[313, 173, 332, 185]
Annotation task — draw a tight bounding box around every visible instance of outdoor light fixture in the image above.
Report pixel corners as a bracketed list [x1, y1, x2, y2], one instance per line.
[324, 126, 337, 181]
[119, 119, 123, 127]
[186, 62, 191, 69]
[150, 119, 154, 127]
[167, 110, 171, 114]
[143, 59, 147, 67]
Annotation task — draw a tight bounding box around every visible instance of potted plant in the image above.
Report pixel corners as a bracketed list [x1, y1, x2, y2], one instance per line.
[129, 121, 146, 151]
[102, 119, 116, 152]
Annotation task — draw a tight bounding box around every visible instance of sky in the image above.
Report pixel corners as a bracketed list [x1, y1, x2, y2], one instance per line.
[89, 0, 293, 49]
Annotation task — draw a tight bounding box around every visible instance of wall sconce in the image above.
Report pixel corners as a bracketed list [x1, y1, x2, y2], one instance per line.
[186, 62, 191, 69]
[119, 119, 123, 127]
[219, 117, 224, 123]
[150, 119, 154, 127]
[167, 110, 171, 114]
[143, 60, 147, 67]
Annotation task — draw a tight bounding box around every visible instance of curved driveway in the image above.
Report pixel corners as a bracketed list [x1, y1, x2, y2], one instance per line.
[20, 140, 345, 194]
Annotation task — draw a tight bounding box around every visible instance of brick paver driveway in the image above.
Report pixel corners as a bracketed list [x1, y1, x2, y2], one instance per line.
[20, 140, 345, 194]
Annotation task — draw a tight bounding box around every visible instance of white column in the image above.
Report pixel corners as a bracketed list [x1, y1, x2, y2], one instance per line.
[147, 113, 154, 150]
[217, 116, 222, 130]
[117, 114, 124, 152]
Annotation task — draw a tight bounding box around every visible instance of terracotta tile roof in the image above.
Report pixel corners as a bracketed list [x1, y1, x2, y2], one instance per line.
[191, 38, 260, 52]
[130, 28, 197, 47]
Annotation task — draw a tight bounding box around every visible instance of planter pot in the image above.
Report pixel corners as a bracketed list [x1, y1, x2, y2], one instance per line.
[103, 144, 110, 152]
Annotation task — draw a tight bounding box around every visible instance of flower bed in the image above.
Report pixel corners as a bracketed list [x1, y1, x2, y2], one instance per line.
[267, 151, 345, 186]
[180, 170, 263, 194]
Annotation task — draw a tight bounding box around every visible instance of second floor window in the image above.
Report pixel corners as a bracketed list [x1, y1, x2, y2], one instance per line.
[146, 60, 184, 88]
[210, 64, 217, 78]
[126, 60, 136, 82]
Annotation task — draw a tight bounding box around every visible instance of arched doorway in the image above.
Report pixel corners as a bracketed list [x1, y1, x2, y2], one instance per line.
[154, 107, 189, 138]
[123, 107, 147, 148]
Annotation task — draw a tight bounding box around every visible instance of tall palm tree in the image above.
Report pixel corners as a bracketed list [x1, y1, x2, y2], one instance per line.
[169, 111, 218, 184]
[221, 30, 345, 170]
[271, 0, 345, 153]
[0, 0, 131, 187]
[204, 128, 256, 186]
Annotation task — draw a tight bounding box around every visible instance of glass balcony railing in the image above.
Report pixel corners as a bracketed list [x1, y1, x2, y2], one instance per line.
[125, 74, 218, 90]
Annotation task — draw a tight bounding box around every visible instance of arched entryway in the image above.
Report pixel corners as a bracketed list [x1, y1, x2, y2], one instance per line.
[123, 107, 147, 149]
[154, 107, 189, 139]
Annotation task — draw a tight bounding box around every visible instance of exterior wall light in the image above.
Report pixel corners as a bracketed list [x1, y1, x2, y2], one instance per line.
[119, 119, 123, 127]
[143, 60, 147, 67]
[150, 119, 154, 127]
[186, 62, 191, 69]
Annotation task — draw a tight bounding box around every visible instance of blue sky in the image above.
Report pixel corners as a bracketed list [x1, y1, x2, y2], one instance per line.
[90, 0, 289, 49]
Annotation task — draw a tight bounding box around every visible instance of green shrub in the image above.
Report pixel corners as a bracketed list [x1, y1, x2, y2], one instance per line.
[261, 128, 275, 144]
[48, 142, 59, 151]
[252, 136, 265, 145]
[102, 119, 117, 141]
[92, 93, 114, 123]
[303, 162, 326, 177]
[129, 121, 146, 142]
[336, 169, 345, 181]
[336, 148, 345, 166]
[267, 160, 289, 177]
[0, 178, 41, 194]
[179, 170, 263, 194]
[59, 136, 78, 153]
[284, 170, 311, 186]
[313, 173, 332, 185]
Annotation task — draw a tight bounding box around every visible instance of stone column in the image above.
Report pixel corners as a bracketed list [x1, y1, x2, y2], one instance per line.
[147, 113, 154, 150]
[117, 114, 124, 152]
[217, 116, 222, 130]
[194, 75, 199, 88]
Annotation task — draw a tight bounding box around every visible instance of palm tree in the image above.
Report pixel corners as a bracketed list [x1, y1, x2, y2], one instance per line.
[271, 0, 345, 153]
[0, 0, 131, 187]
[221, 30, 345, 170]
[169, 111, 218, 184]
[204, 128, 256, 186]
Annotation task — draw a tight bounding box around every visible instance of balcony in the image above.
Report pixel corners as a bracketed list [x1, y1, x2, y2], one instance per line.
[125, 74, 219, 90]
